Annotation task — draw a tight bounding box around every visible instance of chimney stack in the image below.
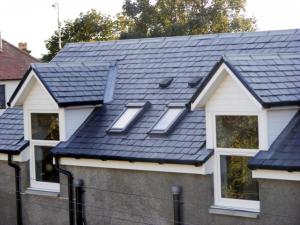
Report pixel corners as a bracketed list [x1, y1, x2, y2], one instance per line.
[18, 42, 28, 52]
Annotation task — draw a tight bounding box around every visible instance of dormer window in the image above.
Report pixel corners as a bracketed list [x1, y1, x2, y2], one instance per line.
[31, 113, 59, 140]
[214, 114, 260, 212]
[109, 102, 149, 133]
[150, 103, 186, 134]
[30, 112, 60, 192]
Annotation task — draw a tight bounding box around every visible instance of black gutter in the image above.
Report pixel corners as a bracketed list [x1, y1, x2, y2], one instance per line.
[248, 163, 300, 172]
[58, 100, 103, 107]
[8, 155, 22, 225]
[54, 157, 75, 225]
[0, 142, 29, 155]
[52, 149, 214, 167]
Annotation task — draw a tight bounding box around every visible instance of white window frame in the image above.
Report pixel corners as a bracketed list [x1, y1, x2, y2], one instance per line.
[28, 109, 63, 192]
[213, 112, 262, 212]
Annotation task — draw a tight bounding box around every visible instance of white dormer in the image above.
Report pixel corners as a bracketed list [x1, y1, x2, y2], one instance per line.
[191, 62, 298, 213]
[10, 69, 95, 192]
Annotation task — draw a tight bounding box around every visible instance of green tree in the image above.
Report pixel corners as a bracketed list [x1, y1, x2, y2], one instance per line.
[42, 9, 118, 62]
[120, 0, 256, 38]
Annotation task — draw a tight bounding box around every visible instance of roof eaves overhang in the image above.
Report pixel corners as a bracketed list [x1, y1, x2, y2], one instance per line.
[52, 149, 214, 166]
[0, 141, 29, 155]
[58, 100, 103, 107]
[248, 163, 300, 172]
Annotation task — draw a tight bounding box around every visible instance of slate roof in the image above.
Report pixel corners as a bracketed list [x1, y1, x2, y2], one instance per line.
[10, 62, 114, 107]
[0, 40, 39, 80]
[190, 53, 300, 107]
[0, 108, 28, 154]
[224, 53, 300, 107]
[249, 110, 300, 171]
[51, 29, 300, 165]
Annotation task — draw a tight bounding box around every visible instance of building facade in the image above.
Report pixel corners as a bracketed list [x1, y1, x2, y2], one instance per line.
[0, 29, 300, 225]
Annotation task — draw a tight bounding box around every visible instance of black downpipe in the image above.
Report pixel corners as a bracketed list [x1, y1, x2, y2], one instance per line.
[8, 154, 22, 225]
[74, 179, 85, 225]
[55, 157, 75, 225]
[172, 186, 183, 225]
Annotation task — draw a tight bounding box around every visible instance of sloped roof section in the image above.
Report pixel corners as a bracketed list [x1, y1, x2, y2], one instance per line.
[52, 29, 300, 164]
[0, 40, 39, 80]
[0, 108, 28, 154]
[31, 62, 114, 106]
[249, 110, 300, 171]
[223, 53, 300, 107]
[52, 106, 211, 165]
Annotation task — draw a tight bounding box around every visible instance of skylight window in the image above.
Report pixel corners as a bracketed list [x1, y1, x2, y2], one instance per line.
[150, 103, 186, 134]
[109, 102, 149, 133]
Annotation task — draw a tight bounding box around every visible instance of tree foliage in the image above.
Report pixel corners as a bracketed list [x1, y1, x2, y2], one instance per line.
[42, 0, 256, 61]
[42, 10, 118, 62]
[120, 0, 256, 38]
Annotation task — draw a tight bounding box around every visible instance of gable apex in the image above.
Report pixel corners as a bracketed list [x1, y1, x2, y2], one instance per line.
[190, 58, 263, 110]
[8, 68, 58, 108]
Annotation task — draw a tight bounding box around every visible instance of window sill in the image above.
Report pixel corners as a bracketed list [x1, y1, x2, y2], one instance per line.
[25, 188, 60, 197]
[209, 205, 260, 219]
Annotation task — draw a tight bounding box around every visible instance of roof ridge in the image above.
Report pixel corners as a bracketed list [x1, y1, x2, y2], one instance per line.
[32, 61, 114, 68]
[63, 28, 300, 48]
[224, 52, 300, 61]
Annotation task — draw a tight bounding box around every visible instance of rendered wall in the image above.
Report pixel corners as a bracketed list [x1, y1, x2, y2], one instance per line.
[0, 162, 300, 225]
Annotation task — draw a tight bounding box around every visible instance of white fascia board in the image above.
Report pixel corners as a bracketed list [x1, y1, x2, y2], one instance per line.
[252, 169, 300, 181]
[0, 147, 30, 162]
[191, 63, 262, 111]
[10, 70, 58, 108]
[60, 157, 214, 175]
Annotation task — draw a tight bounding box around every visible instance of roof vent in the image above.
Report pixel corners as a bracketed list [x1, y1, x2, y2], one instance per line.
[188, 77, 203, 88]
[159, 78, 173, 88]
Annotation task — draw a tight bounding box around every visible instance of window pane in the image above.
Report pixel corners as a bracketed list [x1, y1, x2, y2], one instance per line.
[35, 146, 59, 183]
[153, 108, 183, 131]
[216, 116, 258, 149]
[31, 113, 59, 140]
[221, 155, 259, 201]
[112, 108, 141, 129]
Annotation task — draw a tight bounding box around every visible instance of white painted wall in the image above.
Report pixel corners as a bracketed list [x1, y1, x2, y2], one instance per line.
[267, 108, 298, 146]
[206, 73, 259, 113]
[64, 107, 94, 139]
[22, 76, 59, 140]
[23, 77, 58, 111]
[0, 80, 19, 115]
[204, 72, 266, 149]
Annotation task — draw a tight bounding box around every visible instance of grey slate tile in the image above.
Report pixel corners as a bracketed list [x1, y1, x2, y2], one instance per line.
[16, 29, 300, 165]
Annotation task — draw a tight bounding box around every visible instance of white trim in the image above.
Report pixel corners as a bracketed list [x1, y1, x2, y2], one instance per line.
[27, 110, 61, 141]
[59, 157, 214, 175]
[213, 114, 261, 212]
[10, 70, 58, 107]
[252, 169, 300, 181]
[212, 112, 268, 151]
[28, 111, 61, 192]
[0, 148, 30, 162]
[191, 63, 262, 111]
[29, 142, 60, 192]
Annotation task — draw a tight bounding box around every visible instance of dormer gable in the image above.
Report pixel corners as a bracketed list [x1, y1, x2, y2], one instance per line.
[9, 69, 58, 109]
[8, 62, 116, 108]
[191, 59, 262, 111]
